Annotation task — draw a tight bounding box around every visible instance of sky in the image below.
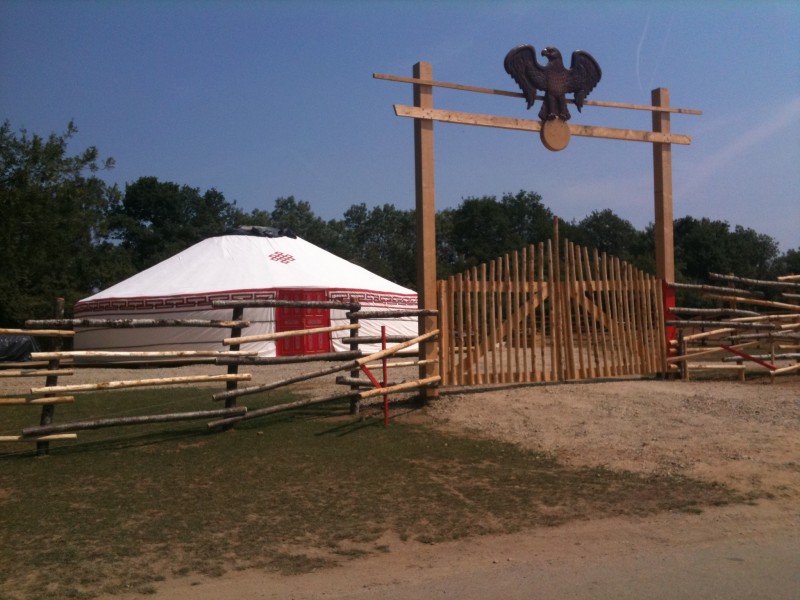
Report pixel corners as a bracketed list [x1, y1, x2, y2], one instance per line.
[2, 0, 798, 253]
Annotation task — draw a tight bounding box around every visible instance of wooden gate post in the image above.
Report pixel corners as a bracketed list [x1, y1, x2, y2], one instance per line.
[652, 87, 677, 349]
[413, 61, 439, 401]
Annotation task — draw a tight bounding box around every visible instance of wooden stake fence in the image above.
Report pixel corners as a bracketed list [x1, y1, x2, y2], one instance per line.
[437, 238, 666, 386]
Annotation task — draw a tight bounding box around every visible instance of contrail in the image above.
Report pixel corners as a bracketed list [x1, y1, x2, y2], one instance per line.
[636, 11, 651, 93]
[648, 15, 674, 91]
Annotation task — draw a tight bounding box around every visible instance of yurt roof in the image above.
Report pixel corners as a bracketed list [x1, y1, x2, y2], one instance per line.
[78, 232, 415, 304]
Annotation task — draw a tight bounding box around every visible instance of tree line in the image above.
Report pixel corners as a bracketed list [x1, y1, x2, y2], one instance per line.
[2, 120, 797, 326]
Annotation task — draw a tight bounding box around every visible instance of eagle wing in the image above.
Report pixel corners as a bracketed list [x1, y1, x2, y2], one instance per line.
[504, 45, 547, 110]
[567, 50, 602, 112]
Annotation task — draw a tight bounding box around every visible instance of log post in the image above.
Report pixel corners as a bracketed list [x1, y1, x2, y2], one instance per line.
[37, 297, 65, 456]
[414, 61, 440, 403]
[652, 88, 676, 351]
[225, 306, 244, 410]
[349, 296, 361, 414]
[678, 331, 688, 381]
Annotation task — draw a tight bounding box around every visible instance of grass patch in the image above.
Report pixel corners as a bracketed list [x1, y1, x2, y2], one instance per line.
[0, 386, 747, 599]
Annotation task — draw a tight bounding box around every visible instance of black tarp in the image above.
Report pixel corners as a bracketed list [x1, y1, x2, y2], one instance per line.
[0, 335, 41, 361]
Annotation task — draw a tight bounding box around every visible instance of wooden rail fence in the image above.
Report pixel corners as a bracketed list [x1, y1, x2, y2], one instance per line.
[1, 298, 439, 455]
[667, 272, 800, 381]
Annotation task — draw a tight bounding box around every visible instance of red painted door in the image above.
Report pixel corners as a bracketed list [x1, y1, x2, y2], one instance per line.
[275, 289, 331, 356]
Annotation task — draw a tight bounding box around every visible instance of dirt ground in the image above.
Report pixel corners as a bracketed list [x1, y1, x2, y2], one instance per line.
[4, 365, 799, 598]
[156, 373, 800, 599]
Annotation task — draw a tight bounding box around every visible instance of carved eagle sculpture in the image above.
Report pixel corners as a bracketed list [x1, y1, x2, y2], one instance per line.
[504, 45, 602, 121]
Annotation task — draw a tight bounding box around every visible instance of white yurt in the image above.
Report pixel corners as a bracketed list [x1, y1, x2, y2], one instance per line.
[74, 228, 418, 357]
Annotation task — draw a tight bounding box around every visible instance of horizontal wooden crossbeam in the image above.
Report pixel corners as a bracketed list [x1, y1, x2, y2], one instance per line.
[374, 73, 703, 115]
[393, 105, 692, 145]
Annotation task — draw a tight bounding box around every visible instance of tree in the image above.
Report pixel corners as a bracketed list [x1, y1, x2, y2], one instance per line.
[500, 190, 555, 245]
[0, 120, 125, 325]
[269, 196, 323, 238]
[570, 209, 641, 261]
[447, 190, 555, 271]
[771, 248, 800, 278]
[110, 176, 240, 271]
[673, 216, 779, 283]
[341, 203, 416, 288]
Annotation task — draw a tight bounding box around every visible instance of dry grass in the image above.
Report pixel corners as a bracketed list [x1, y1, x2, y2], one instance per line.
[0, 387, 747, 599]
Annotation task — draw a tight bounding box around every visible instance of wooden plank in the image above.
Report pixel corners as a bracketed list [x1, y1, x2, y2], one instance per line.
[413, 61, 440, 401]
[686, 363, 746, 370]
[32, 350, 258, 360]
[374, 73, 702, 114]
[641, 272, 656, 373]
[520, 247, 530, 382]
[527, 246, 538, 380]
[575, 245, 594, 378]
[23, 407, 248, 435]
[590, 248, 609, 376]
[0, 434, 77, 442]
[546, 241, 557, 381]
[480, 263, 490, 384]
[666, 320, 781, 330]
[597, 253, 613, 374]
[652, 88, 675, 283]
[217, 351, 362, 366]
[455, 272, 465, 385]
[27, 319, 250, 329]
[611, 257, 629, 374]
[654, 278, 669, 374]
[0, 396, 74, 405]
[537, 244, 546, 382]
[702, 295, 800, 312]
[447, 277, 456, 386]
[568, 243, 586, 378]
[465, 267, 475, 385]
[393, 105, 693, 145]
[31, 374, 252, 394]
[671, 282, 763, 297]
[708, 272, 800, 289]
[436, 280, 449, 386]
[670, 307, 760, 317]
[224, 323, 358, 345]
[489, 260, 499, 383]
[0, 328, 74, 337]
[212, 299, 359, 310]
[512, 251, 522, 382]
[347, 308, 439, 319]
[771, 363, 800, 375]
[577, 244, 593, 378]
[0, 369, 74, 378]
[627, 264, 644, 373]
[504, 254, 514, 383]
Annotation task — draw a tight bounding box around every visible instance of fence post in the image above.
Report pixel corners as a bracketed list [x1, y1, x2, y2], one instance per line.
[652, 88, 677, 355]
[413, 61, 440, 402]
[224, 306, 244, 410]
[36, 297, 65, 457]
[349, 297, 361, 414]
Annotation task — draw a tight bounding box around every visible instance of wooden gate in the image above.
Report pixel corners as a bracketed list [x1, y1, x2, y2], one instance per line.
[437, 239, 668, 386]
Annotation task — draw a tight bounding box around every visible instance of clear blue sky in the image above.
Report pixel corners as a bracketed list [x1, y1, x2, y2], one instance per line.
[2, 0, 798, 253]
